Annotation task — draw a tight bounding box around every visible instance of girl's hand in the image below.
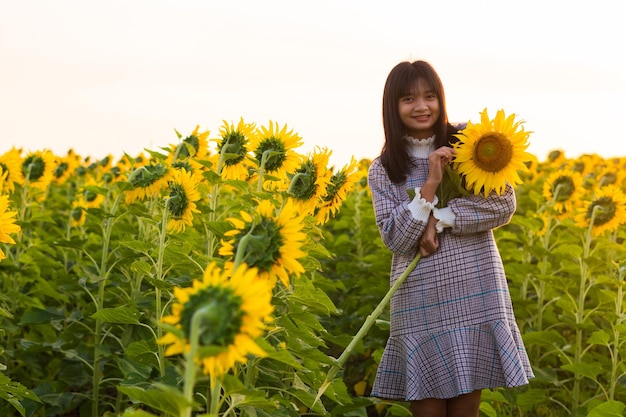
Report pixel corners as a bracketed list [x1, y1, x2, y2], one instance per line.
[419, 146, 456, 203]
[419, 215, 439, 257]
[427, 146, 456, 185]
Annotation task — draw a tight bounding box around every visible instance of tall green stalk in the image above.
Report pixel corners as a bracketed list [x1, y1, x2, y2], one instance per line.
[571, 204, 600, 414]
[92, 192, 122, 417]
[609, 258, 624, 401]
[314, 252, 421, 405]
[154, 199, 170, 377]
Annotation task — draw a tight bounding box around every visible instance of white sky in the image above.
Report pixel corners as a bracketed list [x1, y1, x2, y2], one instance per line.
[1, 0, 625, 167]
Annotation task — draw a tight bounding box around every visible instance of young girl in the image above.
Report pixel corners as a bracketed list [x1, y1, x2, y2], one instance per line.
[367, 60, 533, 417]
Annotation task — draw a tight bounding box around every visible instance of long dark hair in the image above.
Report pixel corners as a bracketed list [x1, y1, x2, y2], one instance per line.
[380, 60, 459, 184]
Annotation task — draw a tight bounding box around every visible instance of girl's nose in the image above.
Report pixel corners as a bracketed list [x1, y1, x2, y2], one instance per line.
[414, 99, 427, 110]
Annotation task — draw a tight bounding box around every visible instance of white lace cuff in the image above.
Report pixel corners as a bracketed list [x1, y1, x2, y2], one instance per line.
[433, 207, 456, 233]
[407, 187, 438, 221]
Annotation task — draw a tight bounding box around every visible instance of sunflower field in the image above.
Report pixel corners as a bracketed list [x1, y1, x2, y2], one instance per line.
[1, 117, 625, 417]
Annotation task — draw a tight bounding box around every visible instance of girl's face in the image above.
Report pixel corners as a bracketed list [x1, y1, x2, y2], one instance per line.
[398, 78, 440, 139]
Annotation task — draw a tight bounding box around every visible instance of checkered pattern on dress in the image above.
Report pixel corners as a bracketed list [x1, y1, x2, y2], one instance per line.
[368, 156, 534, 401]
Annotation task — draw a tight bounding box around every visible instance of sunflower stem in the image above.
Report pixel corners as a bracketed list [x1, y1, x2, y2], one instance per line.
[256, 149, 270, 192]
[154, 197, 170, 378]
[314, 252, 421, 406]
[572, 204, 600, 414]
[609, 268, 623, 401]
[92, 191, 122, 417]
[233, 225, 255, 270]
[256, 149, 282, 192]
[182, 303, 212, 417]
[286, 172, 309, 195]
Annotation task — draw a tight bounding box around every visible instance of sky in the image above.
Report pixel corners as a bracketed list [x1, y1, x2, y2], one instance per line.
[1, 0, 625, 168]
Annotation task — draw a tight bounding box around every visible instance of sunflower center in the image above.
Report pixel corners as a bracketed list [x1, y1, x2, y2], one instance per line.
[180, 286, 244, 346]
[587, 196, 617, 226]
[167, 183, 189, 217]
[255, 138, 286, 173]
[22, 155, 46, 181]
[472, 133, 513, 173]
[552, 176, 575, 202]
[219, 132, 248, 166]
[234, 218, 283, 272]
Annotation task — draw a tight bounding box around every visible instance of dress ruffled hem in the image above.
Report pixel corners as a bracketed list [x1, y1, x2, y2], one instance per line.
[370, 320, 534, 400]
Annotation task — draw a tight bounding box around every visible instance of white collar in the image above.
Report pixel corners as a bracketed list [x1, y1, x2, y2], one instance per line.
[404, 135, 435, 158]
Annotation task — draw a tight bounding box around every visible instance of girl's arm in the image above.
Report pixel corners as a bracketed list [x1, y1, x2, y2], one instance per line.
[436, 184, 516, 235]
[368, 161, 432, 255]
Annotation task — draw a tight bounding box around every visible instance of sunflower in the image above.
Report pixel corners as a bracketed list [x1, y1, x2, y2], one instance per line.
[77, 177, 106, 209]
[125, 163, 173, 204]
[0, 195, 21, 261]
[170, 125, 210, 161]
[219, 199, 306, 288]
[547, 149, 567, 165]
[117, 152, 149, 177]
[213, 118, 255, 180]
[249, 121, 304, 187]
[575, 185, 626, 237]
[70, 200, 87, 228]
[542, 169, 585, 215]
[165, 168, 201, 233]
[159, 262, 274, 378]
[0, 148, 25, 194]
[453, 108, 533, 197]
[52, 149, 82, 186]
[596, 164, 625, 189]
[286, 147, 332, 215]
[315, 157, 359, 225]
[21, 150, 56, 193]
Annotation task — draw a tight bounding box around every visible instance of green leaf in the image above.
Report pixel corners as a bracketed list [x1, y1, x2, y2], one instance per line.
[50, 238, 88, 249]
[130, 259, 152, 275]
[205, 221, 234, 237]
[291, 277, 338, 315]
[553, 243, 583, 258]
[122, 408, 161, 417]
[587, 400, 626, 417]
[117, 384, 190, 416]
[479, 402, 497, 417]
[587, 329, 611, 345]
[91, 306, 142, 324]
[119, 240, 155, 253]
[436, 165, 470, 208]
[18, 307, 64, 325]
[561, 362, 604, 380]
[522, 330, 566, 347]
[265, 348, 304, 370]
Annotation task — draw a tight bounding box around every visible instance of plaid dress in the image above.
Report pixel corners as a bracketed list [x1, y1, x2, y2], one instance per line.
[368, 155, 533, 401]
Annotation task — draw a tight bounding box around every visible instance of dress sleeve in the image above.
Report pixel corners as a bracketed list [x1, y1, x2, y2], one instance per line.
[368, 160, 430, 255]
[446, 183, 516, 235]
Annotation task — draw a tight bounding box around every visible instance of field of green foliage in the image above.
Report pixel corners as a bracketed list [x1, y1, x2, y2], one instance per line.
[1, 120, 625, 416]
